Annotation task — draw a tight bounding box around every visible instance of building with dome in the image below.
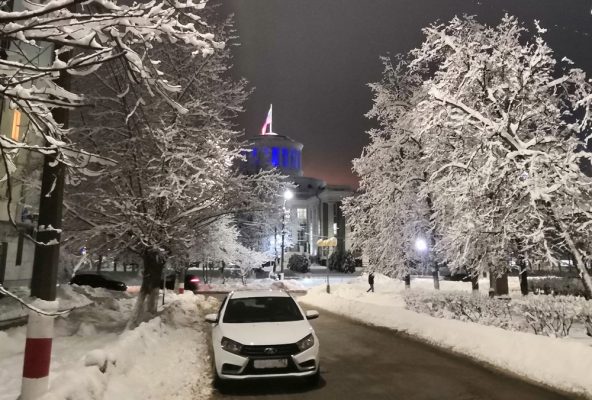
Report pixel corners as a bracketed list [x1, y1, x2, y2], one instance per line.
[242, 128, 353, 264]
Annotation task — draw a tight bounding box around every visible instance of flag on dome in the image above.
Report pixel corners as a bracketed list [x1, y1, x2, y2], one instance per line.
[261, 104, 276, 135]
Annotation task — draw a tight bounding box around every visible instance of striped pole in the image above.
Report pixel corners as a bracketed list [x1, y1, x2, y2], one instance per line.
[177, 280, 184, 294]
[21, 301, 57, 400]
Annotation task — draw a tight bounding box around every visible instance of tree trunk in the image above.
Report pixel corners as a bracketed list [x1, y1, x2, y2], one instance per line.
[404, 274, 411, 289]
[496, 273, 509, 296]
[127, 248, 166, 329]
[471, 275, 479, 294]
[519, 264, 528, 296]
[489, 271, 509, 296]
[560, 228, 592, 300]
[432, 265, 440, 290]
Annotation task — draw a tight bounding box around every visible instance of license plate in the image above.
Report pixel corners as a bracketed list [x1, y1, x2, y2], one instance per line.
[253, 359, 288, 369]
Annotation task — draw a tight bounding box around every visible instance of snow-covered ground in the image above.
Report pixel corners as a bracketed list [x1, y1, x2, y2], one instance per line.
[0, 287, 218, 400]
[300, 274, 592, 398]
[4, 274, 589, 399]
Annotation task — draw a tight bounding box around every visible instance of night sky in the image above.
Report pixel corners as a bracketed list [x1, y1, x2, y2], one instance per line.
[218, 1, 592, 187]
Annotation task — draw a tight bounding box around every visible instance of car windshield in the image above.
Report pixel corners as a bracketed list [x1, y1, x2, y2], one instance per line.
[223, 296, 304, 323]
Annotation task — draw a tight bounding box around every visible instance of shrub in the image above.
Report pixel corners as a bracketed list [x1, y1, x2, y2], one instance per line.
[514, 295, 587, 337]
[404, 290, 592, 338]
[328, 250, 356, 273]
[287, 254, 310, 273]
[528, 277, 587, 297]
[403, 290, 516, 330]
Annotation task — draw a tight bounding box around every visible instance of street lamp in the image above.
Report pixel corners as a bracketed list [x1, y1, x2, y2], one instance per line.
[415, 238, 427, 252]
[280, 189, 293, 277]
[415, 237, 439, 290]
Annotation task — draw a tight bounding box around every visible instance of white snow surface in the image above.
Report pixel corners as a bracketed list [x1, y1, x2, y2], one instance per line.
[301, 274, 592, 398]
[0, 287, 218, 400]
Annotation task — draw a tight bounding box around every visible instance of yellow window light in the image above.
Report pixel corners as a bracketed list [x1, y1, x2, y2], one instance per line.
[11, 109, 21, 141]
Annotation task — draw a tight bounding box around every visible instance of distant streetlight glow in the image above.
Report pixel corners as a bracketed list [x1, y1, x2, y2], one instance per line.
[415, 238, 428, 252]
[283, 189, 294, 200]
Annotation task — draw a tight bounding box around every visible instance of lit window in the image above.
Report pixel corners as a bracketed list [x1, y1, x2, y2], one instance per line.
[333, 222, 338, 234]
[282, 148, 289, 167]
[271, 147, 279, 167]
[11, 109, 21, 141]
[297, 208, 307, 222]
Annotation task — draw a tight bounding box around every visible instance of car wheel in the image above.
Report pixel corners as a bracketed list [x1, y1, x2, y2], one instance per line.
[305, 367, 321, 387]
[212, 362, 227, 392]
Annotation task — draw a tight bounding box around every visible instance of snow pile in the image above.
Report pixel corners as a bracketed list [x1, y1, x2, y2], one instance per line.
[0, 285, 94, 322]
[301, 275, 592, 398]
[0, 288, 218, 400]
[205, 277, 306, 292]
[41, 293, 217, 400]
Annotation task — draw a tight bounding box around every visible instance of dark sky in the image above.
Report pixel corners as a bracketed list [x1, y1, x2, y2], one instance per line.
[218, 0, 592, 187]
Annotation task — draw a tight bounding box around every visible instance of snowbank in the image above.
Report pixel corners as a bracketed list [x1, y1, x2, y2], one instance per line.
[301, 275, 592, 398]
[204, 277, 306, 292]
[1, 287, 218, 400]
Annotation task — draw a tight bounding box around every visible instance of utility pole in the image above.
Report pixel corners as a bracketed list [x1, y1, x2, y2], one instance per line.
[280, 211, 286, 274]
[22, 70, 69, 399]
[274, 226, 277, 273]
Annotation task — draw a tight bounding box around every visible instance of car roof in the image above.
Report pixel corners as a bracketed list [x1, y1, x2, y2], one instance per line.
[230, 290, 291, 299]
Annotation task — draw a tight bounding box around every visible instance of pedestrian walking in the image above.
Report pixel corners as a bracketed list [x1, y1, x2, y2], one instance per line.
[367, 272, 375, 293]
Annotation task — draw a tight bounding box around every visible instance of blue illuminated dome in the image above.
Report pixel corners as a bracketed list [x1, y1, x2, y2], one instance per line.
[243, 134, 304, 177]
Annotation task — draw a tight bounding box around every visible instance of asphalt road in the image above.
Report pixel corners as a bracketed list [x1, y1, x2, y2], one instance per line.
[212, 309, 575, 400]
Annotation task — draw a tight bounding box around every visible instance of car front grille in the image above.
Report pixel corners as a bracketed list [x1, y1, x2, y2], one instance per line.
[240, 343, 300, 357]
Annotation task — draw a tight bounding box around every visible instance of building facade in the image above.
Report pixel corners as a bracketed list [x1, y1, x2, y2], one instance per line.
[0, 0, 48, 287]
[243, 131, 352, 263]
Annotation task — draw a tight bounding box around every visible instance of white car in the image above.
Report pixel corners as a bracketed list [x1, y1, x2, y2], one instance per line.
[205, 290, 320, 387]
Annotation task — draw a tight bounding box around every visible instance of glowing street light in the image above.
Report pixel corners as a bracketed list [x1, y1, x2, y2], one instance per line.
[415, 238, 428, 253]
[283, 189, 294, 200]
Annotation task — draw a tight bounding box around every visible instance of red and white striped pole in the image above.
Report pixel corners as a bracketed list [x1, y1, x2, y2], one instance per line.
[21, 301, 57, 400]
[177, 280, 184, 294]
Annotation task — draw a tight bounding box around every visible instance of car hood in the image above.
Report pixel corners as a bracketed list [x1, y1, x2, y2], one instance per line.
[220, 320, 314, 345]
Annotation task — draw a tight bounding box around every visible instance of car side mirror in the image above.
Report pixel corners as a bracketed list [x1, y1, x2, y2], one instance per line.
[205, 313, 218, 323]
[305, 310, 319, 320]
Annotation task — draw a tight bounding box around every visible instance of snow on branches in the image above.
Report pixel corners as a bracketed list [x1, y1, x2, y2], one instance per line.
[63, 15, 285, 324]
[0, 0, 219, 179]
[348, 15, 592, 296]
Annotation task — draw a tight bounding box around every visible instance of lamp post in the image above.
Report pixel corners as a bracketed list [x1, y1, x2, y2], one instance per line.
[415, 237, 438, 290]
[280, 189, 293, 278]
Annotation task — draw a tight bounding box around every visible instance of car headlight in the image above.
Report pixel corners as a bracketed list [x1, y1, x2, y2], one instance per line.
[296, 334, 314, 352]
[221, 337, 243, 355]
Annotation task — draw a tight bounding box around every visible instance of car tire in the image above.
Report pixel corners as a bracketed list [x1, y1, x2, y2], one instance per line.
[212, 363, 227, 392]
[305, 367, 321, 387]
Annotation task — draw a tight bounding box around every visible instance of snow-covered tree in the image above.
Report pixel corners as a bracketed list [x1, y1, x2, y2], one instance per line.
[192, 216, 270, 284]
[343, 57, 434, 279]
[0, 0, 219, 204]
[64, 16, 285, 325]
[411, 16, 592, 297]
[349, 15, 592, 298]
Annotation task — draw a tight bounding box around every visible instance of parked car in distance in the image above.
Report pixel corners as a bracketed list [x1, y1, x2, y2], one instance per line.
[160, 273, 176, 290]
[70, 274, 127, 291]
[205, 290, 320, 388]
[184, 274, 200, 292]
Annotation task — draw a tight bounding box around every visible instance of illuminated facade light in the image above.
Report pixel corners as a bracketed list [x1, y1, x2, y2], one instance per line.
[11, 109, 21, 141]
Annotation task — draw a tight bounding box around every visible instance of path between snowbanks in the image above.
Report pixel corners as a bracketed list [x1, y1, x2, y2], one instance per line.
[300, 286, 592, 399]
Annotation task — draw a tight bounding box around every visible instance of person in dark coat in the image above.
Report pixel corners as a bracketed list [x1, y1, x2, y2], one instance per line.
[367, 272, 375, 293]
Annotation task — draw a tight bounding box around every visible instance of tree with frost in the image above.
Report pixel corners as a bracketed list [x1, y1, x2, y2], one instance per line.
[192, 216, 270, 284]
[64, 16, 285, 326]
[0, 0, 219, 216]
[406, 15, 592, 297]
[343, 57, 435, 280]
